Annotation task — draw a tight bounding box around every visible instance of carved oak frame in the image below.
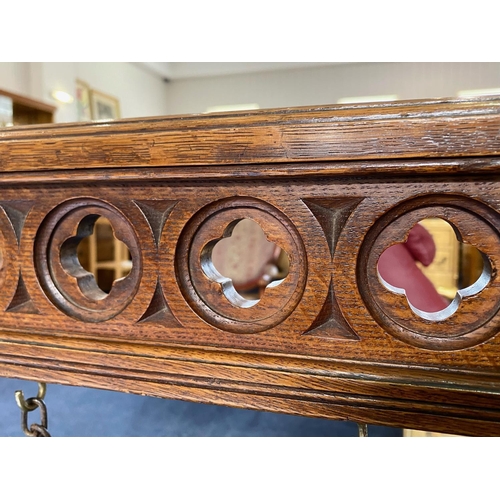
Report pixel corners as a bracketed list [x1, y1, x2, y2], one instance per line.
[1, 97, 500, 436]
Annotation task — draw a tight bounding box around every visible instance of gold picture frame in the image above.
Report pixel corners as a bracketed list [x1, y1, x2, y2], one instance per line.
[76, 80, 92, 122]
[89, 89, 120, 121]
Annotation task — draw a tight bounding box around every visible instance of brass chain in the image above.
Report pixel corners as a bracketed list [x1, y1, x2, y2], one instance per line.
[15, 382, 51, 437]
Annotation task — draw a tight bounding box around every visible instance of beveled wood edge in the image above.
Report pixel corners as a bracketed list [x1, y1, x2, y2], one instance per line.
[1, 158, 500, 184]
[2, 96, 499, 135]
[1, 343, 499, 436]
[1, 97, 500, 172]
[3, 328, 500, 387]
[2, 331, 500, 436]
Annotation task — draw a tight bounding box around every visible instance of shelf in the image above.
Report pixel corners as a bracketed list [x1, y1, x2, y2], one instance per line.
[0, 88, 56, 126]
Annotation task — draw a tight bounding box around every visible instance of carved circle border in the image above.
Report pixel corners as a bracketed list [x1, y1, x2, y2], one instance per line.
[175, 197, 308, 333]
[0, 206, 21, 311]
[358, 194, 500, 350]
[35, 198, 142, 322]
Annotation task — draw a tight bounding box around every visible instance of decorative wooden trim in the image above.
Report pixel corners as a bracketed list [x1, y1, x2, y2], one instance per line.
[1, 97, 500, 435]
[1, 97, 500, 171]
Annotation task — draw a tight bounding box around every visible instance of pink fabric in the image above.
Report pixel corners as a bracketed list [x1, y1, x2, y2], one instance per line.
[377, 224, 449, 313]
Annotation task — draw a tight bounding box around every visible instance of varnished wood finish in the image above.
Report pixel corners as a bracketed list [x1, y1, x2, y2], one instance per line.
[1, 97, 500, 435]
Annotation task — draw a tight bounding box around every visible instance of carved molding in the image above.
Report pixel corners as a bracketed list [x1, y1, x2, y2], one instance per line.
[1, 98, 500, 435]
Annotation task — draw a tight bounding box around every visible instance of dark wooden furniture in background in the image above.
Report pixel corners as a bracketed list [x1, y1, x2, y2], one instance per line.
[1, 97, 500, 436]
[0, 88, 55, 126]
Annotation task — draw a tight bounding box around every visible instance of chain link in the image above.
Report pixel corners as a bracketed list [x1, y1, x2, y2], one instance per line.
[15, 383, 51, 437]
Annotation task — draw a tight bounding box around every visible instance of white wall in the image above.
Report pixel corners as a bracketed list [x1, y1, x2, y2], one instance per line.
[1, 62, 499, 122]
[0, 62, 31, 95]
[0, 62, 170, 123]
[76, 63, 169, 120]
[166, 62, 500, 115]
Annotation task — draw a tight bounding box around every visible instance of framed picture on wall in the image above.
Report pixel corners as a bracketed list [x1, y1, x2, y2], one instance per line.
[90, 89, 120, 121]
[76, 80, 92, 121]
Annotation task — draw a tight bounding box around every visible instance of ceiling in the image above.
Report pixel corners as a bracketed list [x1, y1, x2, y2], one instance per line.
[134, 62, 345, 81]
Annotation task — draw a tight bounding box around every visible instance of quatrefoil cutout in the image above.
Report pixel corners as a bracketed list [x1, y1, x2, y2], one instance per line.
[60, 215, 132, 301]
[201, 218, 289, 308]
[377, 220, 491, 321]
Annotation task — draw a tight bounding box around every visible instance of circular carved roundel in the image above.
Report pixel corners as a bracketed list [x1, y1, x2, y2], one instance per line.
[175, 197, 308, 333]
[359, 195, 500, 350]
[35, 198, 141, 322]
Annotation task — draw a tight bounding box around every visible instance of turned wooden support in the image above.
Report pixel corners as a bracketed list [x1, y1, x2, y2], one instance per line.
[1, 97, 500, 435]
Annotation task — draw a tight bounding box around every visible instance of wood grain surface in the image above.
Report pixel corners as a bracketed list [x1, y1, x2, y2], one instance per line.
[1, 96, 500, 435]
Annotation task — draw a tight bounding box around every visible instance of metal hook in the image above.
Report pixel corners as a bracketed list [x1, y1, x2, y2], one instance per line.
[358, 423, 368, 437]
[15, 382, 47, 412]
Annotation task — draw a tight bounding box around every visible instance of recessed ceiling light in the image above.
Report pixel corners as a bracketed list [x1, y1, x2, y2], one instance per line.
[51, 90, 74, 103]
[457, 88, 500, 98]
[205, 103, 260, 113]
[337, 94, 398, 104]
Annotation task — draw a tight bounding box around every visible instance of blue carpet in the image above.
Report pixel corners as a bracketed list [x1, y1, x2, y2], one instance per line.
[0, 377, 403, 437]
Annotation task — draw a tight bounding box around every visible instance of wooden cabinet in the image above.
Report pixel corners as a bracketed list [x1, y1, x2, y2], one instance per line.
[77, 217, 132, 294]
[0, 88, 55, 126]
